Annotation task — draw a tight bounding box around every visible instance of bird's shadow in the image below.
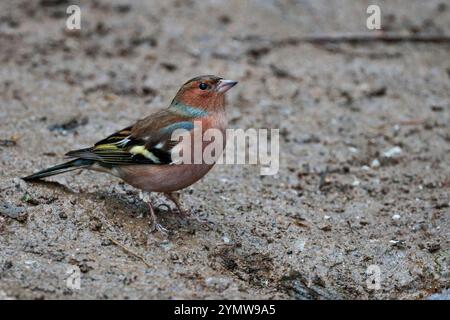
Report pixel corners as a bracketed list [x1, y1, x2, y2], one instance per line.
[25, 179, 210, 242]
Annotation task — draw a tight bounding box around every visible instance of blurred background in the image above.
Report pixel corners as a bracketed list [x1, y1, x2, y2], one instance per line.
[0, 0, 449, 299]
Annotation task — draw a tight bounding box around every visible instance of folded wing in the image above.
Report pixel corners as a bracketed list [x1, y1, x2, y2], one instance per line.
[65, 110, 194, 166]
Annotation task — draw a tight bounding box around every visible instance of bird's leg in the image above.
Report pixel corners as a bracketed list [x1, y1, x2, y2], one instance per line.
[164, 192, 187, 216]
[164, 192, 213, 227]
[140, 191, 168, 235]
[147, 201, 168, 235]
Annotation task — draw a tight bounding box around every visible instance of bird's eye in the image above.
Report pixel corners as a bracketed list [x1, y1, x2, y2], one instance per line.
[199, 82, 208, 90]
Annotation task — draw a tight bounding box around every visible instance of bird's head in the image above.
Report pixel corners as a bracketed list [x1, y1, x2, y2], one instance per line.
[172, 75, 238, 111]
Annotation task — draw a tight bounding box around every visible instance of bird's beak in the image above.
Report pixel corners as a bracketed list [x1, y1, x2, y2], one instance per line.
[216, 79, 238, 93]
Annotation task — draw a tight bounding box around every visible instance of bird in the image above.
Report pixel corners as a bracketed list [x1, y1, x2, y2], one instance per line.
[23, 75, 238, 233]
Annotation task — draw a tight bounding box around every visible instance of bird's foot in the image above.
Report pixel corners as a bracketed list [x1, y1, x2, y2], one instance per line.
[164, 192, 193, 217]
[156, 202, 187, 217]
[185, 210, 215, 229]
[151, 222, 169, 236]
[174, 207, 189, 217]
[164, 193, 214, 229]
[147, 201, 168, 236]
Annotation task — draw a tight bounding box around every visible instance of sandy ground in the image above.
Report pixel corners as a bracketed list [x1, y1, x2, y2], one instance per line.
[0, 0, 449, 299]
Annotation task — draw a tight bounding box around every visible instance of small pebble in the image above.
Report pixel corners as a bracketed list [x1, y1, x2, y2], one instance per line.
[205, 277, 231, 290]
[0, 203, 28, 222]
[383, 146, 402, 158]
[371, 159, 380, 168]
[293, 239, 306, 252]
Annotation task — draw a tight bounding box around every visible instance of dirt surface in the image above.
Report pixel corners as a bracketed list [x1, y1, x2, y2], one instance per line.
[0, 0, 449, 300]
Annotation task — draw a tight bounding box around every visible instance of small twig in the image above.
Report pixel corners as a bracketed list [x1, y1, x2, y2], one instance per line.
[372, 118, 426, 130]
[397, 118, 427, 126]
[81, 200, 152, 269]
[105, 234, 152, 268]
[235, 32, 450, 45]
[295, 33, 450, 44]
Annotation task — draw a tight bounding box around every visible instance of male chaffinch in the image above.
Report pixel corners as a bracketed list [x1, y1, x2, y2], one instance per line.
[23, 75, 238, 233]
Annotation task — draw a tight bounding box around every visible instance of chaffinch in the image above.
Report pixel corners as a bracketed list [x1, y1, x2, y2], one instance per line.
[23, 75, 238, 233]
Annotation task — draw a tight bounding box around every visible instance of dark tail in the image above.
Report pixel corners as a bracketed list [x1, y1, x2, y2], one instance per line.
[22, 159, 94, 181]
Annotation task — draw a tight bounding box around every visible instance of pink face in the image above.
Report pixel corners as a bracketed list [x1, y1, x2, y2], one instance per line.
[176, 77, 238, 109]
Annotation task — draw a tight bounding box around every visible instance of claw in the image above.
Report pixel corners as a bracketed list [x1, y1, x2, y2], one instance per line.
[153, 223, 169, 236]
[146, 199, 169, 236]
